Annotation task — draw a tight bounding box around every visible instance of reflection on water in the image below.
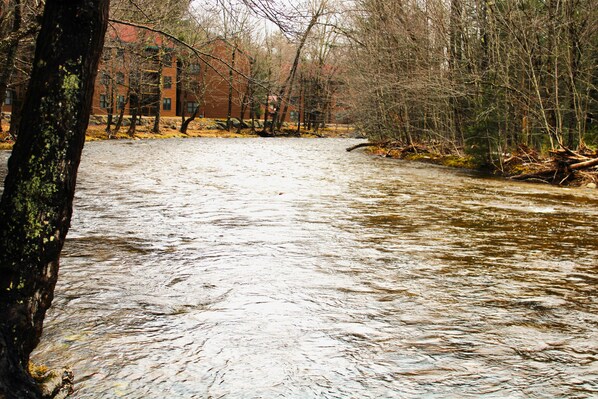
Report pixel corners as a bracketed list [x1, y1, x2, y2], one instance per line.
[2, 138, 597, 398]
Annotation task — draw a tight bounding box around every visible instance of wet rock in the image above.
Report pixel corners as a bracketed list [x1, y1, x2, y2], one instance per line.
[231, 118, 248, 129]
[34, 367, 74, 399]
[214, 120, 228, 130]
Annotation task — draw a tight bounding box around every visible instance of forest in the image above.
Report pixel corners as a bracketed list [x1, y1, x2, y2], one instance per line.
[347, 0, 598, 182]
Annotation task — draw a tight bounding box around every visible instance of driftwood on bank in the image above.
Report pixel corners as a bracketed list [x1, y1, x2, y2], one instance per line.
[510, 146, 598, 183]
[348, 140, 597, 185]
[346, 142, 381, 152]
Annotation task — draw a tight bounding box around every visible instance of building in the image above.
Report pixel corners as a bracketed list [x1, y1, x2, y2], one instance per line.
[93, 23, 253, 121]
[92, 23, 178, 118]
[4, 22, 337, 128]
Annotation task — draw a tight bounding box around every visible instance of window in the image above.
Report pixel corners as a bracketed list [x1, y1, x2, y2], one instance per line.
[163, 97, 172, 111]
[163, 76, 172, 89]
[116, 72, 125, 85]
[186, 101, 198, 115]
[129, 71, 140, 88]
[189, 63, 200, 74]
[99, 94, 108, 109]
[100, 72, 110, 86]
[117, 95, 126, 110]
[116, 48, 125, 60]
[163, 51, 173, 66]
[4, 90, 13, 105]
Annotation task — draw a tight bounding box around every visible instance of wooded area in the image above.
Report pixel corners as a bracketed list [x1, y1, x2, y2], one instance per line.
[345, 0, 598, 168]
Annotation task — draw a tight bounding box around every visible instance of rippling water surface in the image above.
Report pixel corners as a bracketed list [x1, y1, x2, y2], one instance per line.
[3, 138, 598, 398]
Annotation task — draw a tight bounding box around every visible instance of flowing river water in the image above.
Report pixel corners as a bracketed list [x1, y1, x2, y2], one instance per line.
[2, 138, 598, 398]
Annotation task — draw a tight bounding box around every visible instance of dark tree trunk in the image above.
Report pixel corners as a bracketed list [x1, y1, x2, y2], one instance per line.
[249, 97, 256, 132]
[0, 0, 108, 397]
[278, 85, 293, 132]
[106, 108, 113, 134]
[261, 65, 272, 135]
[248, 58, 256, 132]
[262, 95, 270, 134]
[113, 91, 129, 134]
[180, 102, 200, 134]
[127, 101, 138, 137]
[152, 48, 163, 134]
[227, 45, 237, 132]
[296, 77, 303, 135]
[236, 91, 248, 134]
[105, 83, 114, 136]
[180, 94, 187, 125]
[106, 105, 114, 137]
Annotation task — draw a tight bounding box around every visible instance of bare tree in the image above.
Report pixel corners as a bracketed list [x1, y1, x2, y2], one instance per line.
[344, 0, 598, 161]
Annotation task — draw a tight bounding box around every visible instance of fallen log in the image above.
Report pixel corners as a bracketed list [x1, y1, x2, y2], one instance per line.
[346, 142, 381, 152]
[510, 156, 598, 182]
[570, 157, 598, 170]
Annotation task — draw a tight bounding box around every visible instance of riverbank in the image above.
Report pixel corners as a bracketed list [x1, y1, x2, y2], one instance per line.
[351, 141, 598, 188]
[5, 119, 596, 188]
[0, 116, 357, 151]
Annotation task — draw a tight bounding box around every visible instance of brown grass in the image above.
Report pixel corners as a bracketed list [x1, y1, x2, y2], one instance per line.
[0, 117, 354, 153]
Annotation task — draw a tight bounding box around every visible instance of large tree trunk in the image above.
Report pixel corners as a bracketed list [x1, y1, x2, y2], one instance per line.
[0, 0, 108, 397]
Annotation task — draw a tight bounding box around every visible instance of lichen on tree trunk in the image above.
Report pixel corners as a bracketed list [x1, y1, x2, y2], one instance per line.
[0, 0, 108, 397]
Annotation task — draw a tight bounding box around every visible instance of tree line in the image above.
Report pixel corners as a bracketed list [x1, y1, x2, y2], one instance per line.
[344, 0, 598, 164]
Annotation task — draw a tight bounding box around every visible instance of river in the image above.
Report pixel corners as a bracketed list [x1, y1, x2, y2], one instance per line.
[2, 138, 597, 398]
